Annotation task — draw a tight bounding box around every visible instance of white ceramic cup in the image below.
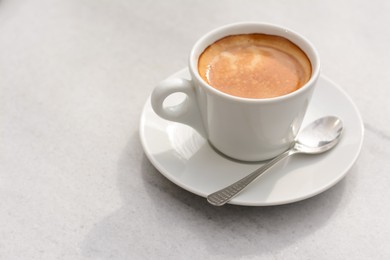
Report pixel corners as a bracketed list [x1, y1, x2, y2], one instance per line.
[151, 22, 320, 161]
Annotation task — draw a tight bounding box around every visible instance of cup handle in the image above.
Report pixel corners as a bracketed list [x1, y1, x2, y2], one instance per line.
[151, 78, 206, 137]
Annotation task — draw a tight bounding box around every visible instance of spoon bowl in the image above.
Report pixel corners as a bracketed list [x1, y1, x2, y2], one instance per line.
[294, 116, 343, 154]
[207, 116, 344, 206]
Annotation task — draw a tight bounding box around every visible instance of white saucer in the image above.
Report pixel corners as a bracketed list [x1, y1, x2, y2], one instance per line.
[140, 68, 364, 206]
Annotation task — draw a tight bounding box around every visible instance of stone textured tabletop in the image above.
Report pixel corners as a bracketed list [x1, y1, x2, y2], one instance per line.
[1, 0, 389, 259]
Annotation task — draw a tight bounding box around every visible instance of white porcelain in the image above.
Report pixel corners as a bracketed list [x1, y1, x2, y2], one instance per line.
[140, 69, 364, 206]
[151, 22, 320, 161]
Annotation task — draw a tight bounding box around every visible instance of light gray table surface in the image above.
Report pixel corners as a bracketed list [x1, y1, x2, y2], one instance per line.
[1, 0, 389, 259]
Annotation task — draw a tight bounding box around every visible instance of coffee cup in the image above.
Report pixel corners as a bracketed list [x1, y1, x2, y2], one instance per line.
[151, 22, 320, 161]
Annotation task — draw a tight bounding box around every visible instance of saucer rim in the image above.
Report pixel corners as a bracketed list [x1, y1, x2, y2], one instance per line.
[140, 68, 364, 206]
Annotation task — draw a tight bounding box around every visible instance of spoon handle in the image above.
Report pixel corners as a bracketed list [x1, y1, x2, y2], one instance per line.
[207, 149, 297, 206]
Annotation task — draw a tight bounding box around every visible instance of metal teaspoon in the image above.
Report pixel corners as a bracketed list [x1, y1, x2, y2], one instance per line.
[207, 116, 344, 206]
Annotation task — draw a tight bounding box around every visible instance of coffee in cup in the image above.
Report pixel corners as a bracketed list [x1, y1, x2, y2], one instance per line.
[198, 34, 312, 99]
[151, 22, 320, 161]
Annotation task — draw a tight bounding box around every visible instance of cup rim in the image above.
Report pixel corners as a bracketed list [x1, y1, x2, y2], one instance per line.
[189, 22, 321, 103]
